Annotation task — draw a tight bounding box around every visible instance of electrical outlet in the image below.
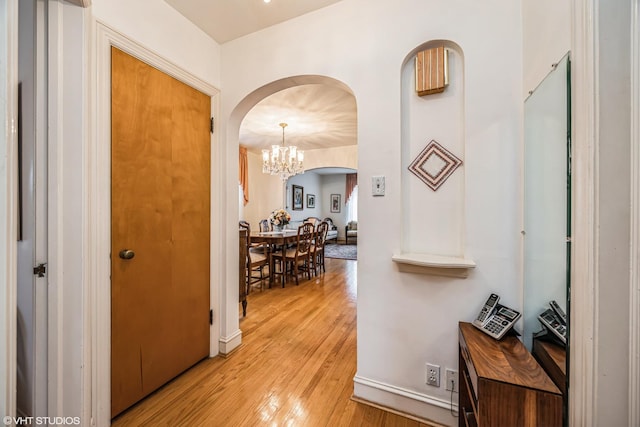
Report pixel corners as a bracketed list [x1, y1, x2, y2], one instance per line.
[445, 368, 458, 392]
[426, 363, 440, 387]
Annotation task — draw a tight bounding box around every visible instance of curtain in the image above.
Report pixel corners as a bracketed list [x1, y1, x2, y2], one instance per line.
[345, 173, 358, 203]
[346, 186, 358, 222]
[239, 146, 249, 206]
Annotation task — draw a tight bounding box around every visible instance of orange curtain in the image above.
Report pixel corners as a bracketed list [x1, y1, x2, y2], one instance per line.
[239, 146, 249, 206]
[345, 173, 358, 204]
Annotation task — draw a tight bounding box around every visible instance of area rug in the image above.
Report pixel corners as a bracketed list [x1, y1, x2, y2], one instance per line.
[324, 243, 357, 260]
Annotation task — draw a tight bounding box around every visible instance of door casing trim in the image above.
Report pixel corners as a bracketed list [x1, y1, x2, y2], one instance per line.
[92, 22, 221, 426]
[630, 0, 640, 424]
[2, 0, 19, 419]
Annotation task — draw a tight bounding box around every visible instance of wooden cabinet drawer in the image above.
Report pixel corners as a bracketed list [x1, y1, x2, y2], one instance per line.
[459, 328, 478, 400]
[458, 322, 562, 427]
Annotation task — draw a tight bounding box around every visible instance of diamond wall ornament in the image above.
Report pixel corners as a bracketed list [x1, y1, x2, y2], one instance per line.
[408, 140, 462, 191]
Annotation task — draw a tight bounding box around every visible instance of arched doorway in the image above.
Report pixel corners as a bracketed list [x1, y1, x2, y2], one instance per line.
[230, 75, 358, 319]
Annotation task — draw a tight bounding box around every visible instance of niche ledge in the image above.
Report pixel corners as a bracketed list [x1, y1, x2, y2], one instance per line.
[391, 253, 476, 278]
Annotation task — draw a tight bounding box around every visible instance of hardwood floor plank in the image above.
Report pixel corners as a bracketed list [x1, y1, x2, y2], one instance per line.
[112, 258, 439, 426]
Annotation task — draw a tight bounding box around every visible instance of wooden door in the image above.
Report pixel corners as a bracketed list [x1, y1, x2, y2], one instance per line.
[110, 47, 211, 417]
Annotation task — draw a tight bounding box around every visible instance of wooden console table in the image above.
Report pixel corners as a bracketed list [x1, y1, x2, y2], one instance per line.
[533, 338, 566, 395]
[458, 322, 562, 427]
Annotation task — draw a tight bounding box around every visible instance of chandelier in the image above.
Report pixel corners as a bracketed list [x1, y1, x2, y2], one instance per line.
[262, 122, 305, 180]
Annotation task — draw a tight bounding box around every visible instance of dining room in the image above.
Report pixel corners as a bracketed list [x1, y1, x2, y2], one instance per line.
[239, 166, 359, 314]
[236, 82, 359, 309]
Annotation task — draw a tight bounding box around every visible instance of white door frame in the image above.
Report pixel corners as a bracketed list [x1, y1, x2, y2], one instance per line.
[16, 0, 49, 417]
[1, 0, 18, 419]
[569, 0, 598, 423]
[91, 23, 220, 424]
[630, 1, 640, 424]
[570, 0, 640, 424]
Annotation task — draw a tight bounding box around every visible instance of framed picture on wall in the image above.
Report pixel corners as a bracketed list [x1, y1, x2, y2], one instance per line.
[307, 194, 316, 209]
[292, 185, 304, 210]
[330, 194, 341, 213]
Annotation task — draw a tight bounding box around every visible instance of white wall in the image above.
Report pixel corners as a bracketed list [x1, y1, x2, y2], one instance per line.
[221, 0, 522, 423]
[240, 150, 284, 230]
[303, 146, 357, 171]
[285, 172, 322, 222]
[522, 0, 571, 98]
[320, 174, 348, 239]
[92, 0, 221, 87]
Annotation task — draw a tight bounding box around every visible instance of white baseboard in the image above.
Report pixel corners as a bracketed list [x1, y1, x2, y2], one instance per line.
[353, 375, 457, 427]
[219, 329, 242, 355]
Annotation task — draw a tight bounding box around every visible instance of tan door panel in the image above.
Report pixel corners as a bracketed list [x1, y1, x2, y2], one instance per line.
[111, 47, 210, 417]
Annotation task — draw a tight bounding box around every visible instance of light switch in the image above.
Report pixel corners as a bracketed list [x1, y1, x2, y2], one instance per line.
[372, 176, 385, 196]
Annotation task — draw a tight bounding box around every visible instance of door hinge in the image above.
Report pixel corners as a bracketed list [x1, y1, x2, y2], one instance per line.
[209, 309, 213, 325]
[33, 263, 47, 278]
[210, 117, 214, 134]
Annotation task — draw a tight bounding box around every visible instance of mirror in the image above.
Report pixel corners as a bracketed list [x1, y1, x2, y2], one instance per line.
[523, 53, 571, 424]
[523, 53, 571, 425]
[523, 53, 571, 351]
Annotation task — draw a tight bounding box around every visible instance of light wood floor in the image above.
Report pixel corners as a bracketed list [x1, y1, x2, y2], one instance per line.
[112, 258, 435, 427]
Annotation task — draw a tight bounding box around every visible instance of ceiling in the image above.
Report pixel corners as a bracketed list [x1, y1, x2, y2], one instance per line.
[164, 0, 357, 155]
[165, 0, 342, 44]
[240, 84, 357, 153]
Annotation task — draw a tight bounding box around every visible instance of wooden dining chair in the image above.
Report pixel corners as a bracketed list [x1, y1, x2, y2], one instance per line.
[239, 222, 269, 291]
[310, 221, 329, 275]
[271, 222, 314, 287]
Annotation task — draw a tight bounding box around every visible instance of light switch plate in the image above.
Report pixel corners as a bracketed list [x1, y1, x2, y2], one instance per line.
[372, 176, 385, 196]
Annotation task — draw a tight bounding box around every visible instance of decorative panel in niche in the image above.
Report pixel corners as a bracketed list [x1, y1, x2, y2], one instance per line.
[408, 140, 462, 191]
[415, 47, 448, 96]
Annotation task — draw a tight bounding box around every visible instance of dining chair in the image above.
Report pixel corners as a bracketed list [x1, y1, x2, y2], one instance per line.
[239, 222, 269, 291]
[310, 221, 329, 275]
[271, 222, 314, 286]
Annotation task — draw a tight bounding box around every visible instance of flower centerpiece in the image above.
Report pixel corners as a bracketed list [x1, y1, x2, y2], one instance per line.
[268, 208, 291, 231]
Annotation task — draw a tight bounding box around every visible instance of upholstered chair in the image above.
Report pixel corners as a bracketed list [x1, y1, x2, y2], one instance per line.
[345, 221, 358, 245]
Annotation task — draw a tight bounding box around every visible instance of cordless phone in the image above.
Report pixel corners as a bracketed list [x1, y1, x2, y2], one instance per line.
[538, 308, 567, 344]
[549, 300, 567, 325]
[473, 293, 500, 328]
[472, 294, 521, 340]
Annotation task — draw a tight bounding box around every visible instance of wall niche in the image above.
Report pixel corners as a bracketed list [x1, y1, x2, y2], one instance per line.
[393, 40, 475, 277]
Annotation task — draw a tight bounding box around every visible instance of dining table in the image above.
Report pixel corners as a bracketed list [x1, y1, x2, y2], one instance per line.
[250, 230, 300, 285]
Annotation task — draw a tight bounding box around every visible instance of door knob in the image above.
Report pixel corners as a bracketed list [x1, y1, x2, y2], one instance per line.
[119, 249, 135, 260]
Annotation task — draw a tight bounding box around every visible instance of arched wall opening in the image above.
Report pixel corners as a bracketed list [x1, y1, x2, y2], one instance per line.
[231, 75, 357, 241]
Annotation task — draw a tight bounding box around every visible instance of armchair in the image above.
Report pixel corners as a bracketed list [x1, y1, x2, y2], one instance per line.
[322, 218, 339, 243]
[345, 221, 358, 245]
